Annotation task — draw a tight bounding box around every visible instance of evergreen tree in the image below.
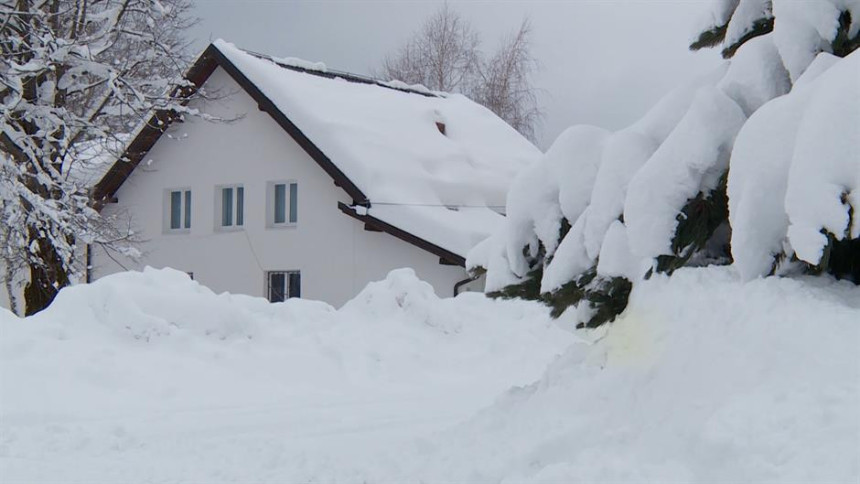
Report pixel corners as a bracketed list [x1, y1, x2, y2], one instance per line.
[477, 0, 860, 327]
[690, 0, 774, 58]
[691, 0, 860, 283]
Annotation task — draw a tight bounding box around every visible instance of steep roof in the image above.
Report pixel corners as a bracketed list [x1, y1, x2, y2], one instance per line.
[95, 40, 540, 266]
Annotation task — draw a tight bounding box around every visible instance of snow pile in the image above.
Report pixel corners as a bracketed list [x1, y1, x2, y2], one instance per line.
[0, 267, 573, 482]
[382, 267, 860, 482]
[730, 50, 860, 278]
[213, 40, 540, 258]
[2, 266, 858, 482]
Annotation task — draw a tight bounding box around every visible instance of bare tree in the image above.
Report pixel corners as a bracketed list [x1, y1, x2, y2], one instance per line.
[0, 0, 203, 314]
[472, 19, 541, 141]
[379, 4, 541, 140]
[381, 2, 479, 92]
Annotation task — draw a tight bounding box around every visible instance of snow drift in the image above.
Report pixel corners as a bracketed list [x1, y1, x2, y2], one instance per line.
[2, 266, 858, 482]
[375, 267, 860, 482]
[0, 267, 573, 482]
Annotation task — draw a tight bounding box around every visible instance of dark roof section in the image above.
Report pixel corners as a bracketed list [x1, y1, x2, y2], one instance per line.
[241, 49, 441, 98]
[94, 43, 370, 205]
[338, 202, 466, 267]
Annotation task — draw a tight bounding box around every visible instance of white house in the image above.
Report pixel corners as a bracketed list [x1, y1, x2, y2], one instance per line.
[83, 40, 539, 307]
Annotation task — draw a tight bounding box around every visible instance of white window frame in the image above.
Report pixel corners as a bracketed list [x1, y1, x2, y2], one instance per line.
[163, 187, 191, 234]
[266, 180, 298, 229]
[265, 270, 301, 302]
[215, 184, 245, 231]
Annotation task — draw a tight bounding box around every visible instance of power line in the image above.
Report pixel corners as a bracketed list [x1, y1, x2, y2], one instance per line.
[369, 201, 506, 210]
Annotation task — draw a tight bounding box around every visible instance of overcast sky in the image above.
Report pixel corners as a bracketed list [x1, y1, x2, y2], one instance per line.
[189, 0, 723, 148]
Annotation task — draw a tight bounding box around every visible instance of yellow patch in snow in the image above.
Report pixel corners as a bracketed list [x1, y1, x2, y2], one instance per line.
[605, 312, 657, 368]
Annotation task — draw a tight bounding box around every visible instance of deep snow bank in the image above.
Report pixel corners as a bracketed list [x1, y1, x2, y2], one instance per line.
[1, 267, 858, 482]
[0, 267, 574, 483]
[383, 267, 860, 482]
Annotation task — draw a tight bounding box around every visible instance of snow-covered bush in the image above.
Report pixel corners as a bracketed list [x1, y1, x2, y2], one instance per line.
[469, 0, 860, 327]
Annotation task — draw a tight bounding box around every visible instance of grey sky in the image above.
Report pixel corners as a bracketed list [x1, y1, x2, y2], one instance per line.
[190, 0, 722, 148]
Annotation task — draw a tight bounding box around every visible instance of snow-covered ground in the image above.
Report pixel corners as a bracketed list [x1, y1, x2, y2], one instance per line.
[0, 268, 572, 482]
[1, 267, 858, 482]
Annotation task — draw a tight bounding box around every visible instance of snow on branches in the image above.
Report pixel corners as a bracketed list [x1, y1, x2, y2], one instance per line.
[0, 0, 200, 314]
[471, 1, 859, 327]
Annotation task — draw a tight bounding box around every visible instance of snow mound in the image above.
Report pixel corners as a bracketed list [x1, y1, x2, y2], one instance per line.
[384, 267, 860, 482]
[0, 267, 574, 482]
[26, 266, 334, 342]
[2, 267, 858, 481]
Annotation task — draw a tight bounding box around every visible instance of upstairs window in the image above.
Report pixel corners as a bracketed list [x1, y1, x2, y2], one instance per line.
[217, 185, 244, 229]
[268, 181, 298, 227]
[267, 270, 300, 302]
[165, 188, 191, 232]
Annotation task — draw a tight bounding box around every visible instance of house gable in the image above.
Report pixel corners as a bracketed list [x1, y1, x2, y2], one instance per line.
[94, 44, 471, 266]
[94, 44, 366, 207]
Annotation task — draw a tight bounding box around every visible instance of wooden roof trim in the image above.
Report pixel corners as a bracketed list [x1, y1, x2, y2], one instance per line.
[92, 45, 220, 203]
[208, 47, 368, 205]
[338, 202, 466, 267]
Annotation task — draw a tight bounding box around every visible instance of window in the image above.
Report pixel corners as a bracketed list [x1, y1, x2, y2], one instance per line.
[268, 181, 297, 227]
[266, 271, 301, 302]
[165, 189, 191, 232]
[217, 185, 244, 229]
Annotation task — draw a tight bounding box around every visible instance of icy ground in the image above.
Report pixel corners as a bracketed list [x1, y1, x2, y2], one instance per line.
[1, 267, 859, 482]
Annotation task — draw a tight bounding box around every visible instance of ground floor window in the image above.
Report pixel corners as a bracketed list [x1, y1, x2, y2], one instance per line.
[266, 270, 301, 302]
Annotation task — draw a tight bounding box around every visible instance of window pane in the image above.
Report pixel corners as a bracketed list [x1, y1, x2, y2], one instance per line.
[184, 190, 191, 229]
[288, 272, 301, 299]
[236, 186, 244, 226]
[269, 272, 286, 303]
[274, 184, 286, 224]
[289, 182, 298, 223]
[222, 187, 233, 226]
[170, 191, 181, 229]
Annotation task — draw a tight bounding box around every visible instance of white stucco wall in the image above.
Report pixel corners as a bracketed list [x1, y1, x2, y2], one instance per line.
[94, 67, 470, 307]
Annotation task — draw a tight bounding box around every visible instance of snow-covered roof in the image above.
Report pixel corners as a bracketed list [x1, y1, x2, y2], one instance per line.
[211, 40, 538, 259]
[98, 40, 539, 264]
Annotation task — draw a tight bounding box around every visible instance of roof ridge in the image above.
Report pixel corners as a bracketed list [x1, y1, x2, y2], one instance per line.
[238, 48, 443, 98]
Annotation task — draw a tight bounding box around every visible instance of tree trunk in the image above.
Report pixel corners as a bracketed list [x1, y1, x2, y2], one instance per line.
[23, 230, 69, 316]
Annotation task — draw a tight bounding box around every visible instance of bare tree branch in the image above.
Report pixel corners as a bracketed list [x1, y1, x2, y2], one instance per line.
[378, 5, 541, 141]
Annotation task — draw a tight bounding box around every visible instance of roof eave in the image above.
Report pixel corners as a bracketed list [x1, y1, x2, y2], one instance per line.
[338, 202, 466, 267]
